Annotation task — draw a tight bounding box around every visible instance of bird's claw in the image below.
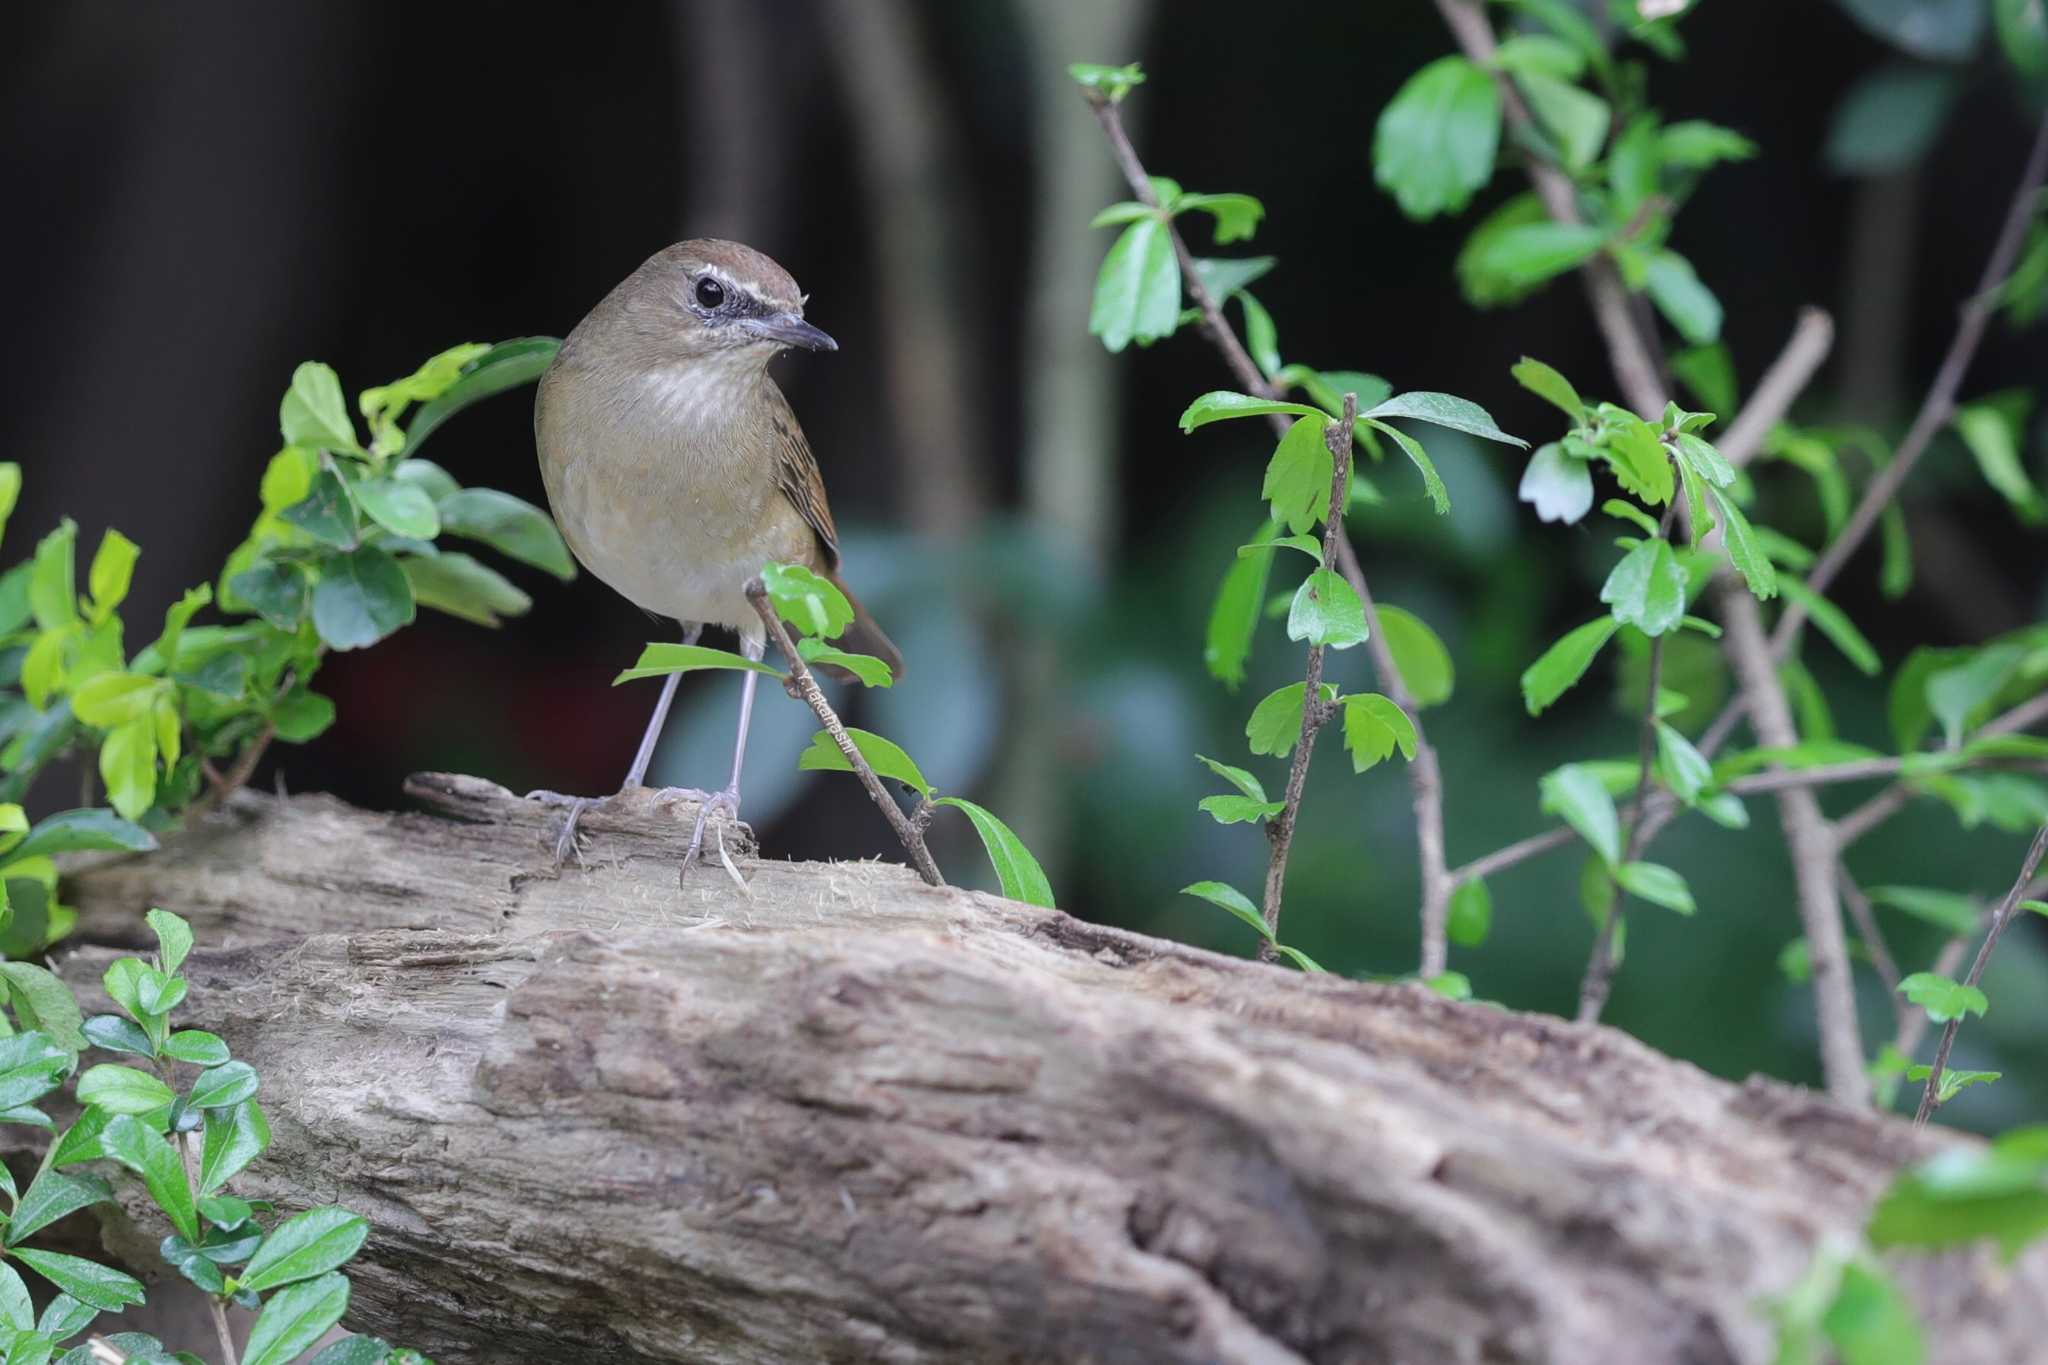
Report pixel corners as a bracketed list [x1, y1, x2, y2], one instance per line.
[681, 789, 747, 889]
[525, 789, 599, 869]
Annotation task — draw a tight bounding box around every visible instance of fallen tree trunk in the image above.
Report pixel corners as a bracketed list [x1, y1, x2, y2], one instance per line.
[51, 775, 2047, 1364]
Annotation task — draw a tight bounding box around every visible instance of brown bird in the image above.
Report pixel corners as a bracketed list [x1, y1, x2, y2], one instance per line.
[532, 239, 900, 865]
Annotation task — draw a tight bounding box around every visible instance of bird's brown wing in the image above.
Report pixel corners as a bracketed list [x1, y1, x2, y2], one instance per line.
[768, 387, 839, 570]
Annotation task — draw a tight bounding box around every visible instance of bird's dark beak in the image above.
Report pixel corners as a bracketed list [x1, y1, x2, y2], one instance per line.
[747, 312, 838, 353]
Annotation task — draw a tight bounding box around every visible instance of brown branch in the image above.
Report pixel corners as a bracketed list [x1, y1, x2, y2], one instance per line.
[1260, 396, 1358, 958]
[193, 723, 276, 818]
[745, 581, 945, 889]
[1773, 109, 2048, 659]
[1718, 308, 1837, 469]
[1834, 690, 2048, 849]
[1836, 863, 1904, 1008]
[1913, 822, 2048, 1127]
[1080, 87, 1455, 974]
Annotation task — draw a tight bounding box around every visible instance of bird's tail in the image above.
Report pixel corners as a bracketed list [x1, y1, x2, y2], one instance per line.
[825, 569, 905, 685]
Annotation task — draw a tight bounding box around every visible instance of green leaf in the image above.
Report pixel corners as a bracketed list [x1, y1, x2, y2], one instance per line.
[391, 458, 460, 503]
[760, 562, 853, 639]
[27, 522, 77, 632]
[279, 362, 362, 454]
[69, 673, 164, 730]
[1898, 972, 1988, 1023]
[400, 337, 559, 459]
[81, 1016, 153, 1059]
[1518, 442, 1594, 525]
[226, 560, 311, 631]
[1180, 882, 1271, 941]
[1341, 693, 1417, 773]
[0, 1035, 70, 1115]
[1089, 218, 1179, 353]
[1906, 1063, 2002, 1106]
[1245, 682, 1333, 758]
[0, 966, 84, 1054]
[1447, 878, 1493, 948]
[1521, 617, 1620, 715]
[1193, 255, 1276, 301]
[240, 1206, 369, 1293]
[1510, 357, 1585, 422]
[1600, 411, 1674, 506]
[1272, 944, 1325, 973]
[7, 1251, 143, 1313]
[1928, 643, 2025, 747]
[1821, 1260, 1923, 1365]
[187, 1062, 259, 1111]
[1372, 55, 1502, 219]
[101, 1115, 197, 1244]
[1491, 32, 1586, 79]
[1458, 221, 1608, 304]
[1836, 0, 1985, 61]
[163, 1032, 229, 1067]
[1869, 1126, 2048, 1258]
[1540, 764, 1621, 867]
[1195, 755, 1267, 804]
[35, 1294, 95, 1341]
[1362, 392, 1527, 448]
[0, 464, 17, 544]
[1517, 70, 1610, 169]
[796, 728, 932, 799]
[97, 719, 158, 823]
[1707, 486, 1777, 599]
[75, 1066, 174, 1117]
[1377, 606, 1455, 707]
[0, 1265, 32, 1335]
[400, 543, 536, 626]
[1178, 392, 1326, 431]
[1615, 861, 1695, 914]
[1607, 115, 1662, 221]
[434, 489, 576, 581]
[1239, 533, 1322, 564]
[242, 1273, 351, 1365]
[84, 531, 139, 623]
[1088, 201, 1154, 229]
[613, 642, 783, 686]
[1205, 522, 1276, 688]
[6, 1170, 113, 1246]
[1659, 120, 1757, 169]
[281, 470, 359, 549]
[1866, 886, 1979, 936]
[1997, 0, 2048, 71]
[1825, 65, 1959, 176]
[795, 639, 895, 687]
[1954, 400, 2046, 524]
[1283, 368, 1393, 419]
[1175, 193, 1263, 244]
[1360, 419, 1450, 515]
[932, 798, 1055, 908]
[1423, 971, 1472, 1001]
[1067, 61, 1145, 103]
[1643, 251, 1721, 345]
[271, 690, 337, 743]
[311, 546, 415, 650]
[1286, 571, 1368, 650]
[350, 478, 440, 540]
[1654, 722, 1713, 805]
[144, 910, 191, 978]
[1261, 416, 1335, 534]
[1198, 795, 1285, 825]
[1774, 578, 1880, 676]
[198, 1100, 270, 1195]
[1600, 539, 1687, 636]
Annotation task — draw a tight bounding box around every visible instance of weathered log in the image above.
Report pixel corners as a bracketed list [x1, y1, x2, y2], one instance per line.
[50, 775, 2047, 1364]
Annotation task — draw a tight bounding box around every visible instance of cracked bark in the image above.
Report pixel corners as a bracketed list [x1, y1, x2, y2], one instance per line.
[45, 777, 2048, 1364]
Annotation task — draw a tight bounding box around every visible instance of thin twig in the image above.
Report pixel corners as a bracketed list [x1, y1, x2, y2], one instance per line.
[744, 581, 945, 888]
[1913, 822, 2048, 1126]
[1836, 863, 1904, 1006]
[194, 724, 276, 818]
[1718, 308, 1837, 469]
[1259, 397, 1359, 956]
[179, 1130, 240, 1365]
[1080, 88, 1454, 971]
[1833, 690, 2048, 849]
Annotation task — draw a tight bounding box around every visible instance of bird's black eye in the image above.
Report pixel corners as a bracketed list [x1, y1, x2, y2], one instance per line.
[694, 278, 726, 309]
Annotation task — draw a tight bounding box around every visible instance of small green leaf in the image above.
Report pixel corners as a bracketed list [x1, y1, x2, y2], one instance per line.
[1261, 416, 1335, 534]
[1088, 201, 1155, 229]
[241, 1273, 351, 1365]
[1997, 0, 2048, 72]
[6, 1170, 114, 1246]
[1521, 617, 1620, 715]
[1955, 400, 2047, 524]
[1341, 693, 1417, 773]
[1272, 944, 1326, 973]
[1180, 881, 1271, 941]
[279, 362, 362, 454]
[187, 1062, 259, 1111]
[162, 1031, 229, 1067]
[795, 639, 895, 687]
[1707, 486, 1777, 599]
[1360, 419, 1450, 515]
[1654, 722, 1713, 805]
[1423, 970, 1473, 1001]
[81, 1016, 153, 1059]
[311, 546, 416, 650]
[1205, 522, 1276, 688]
[7, 1251, 143, 1313]
[1238, 533, 1322, 563]
[75, 1066, 175, 1117]
[933, 798, 1055, 908]
[1540, 764, 1621, 867]
[101, 1115, 197, 1244]
[1362, 392, 1527, 448]
[1245, 682, 1334, 758]
[350, 478, 440, 540]
[1865, 886, 1983, 937]
[1067, 61, 1146, 103]
[1600, 539, 1687, 636]
[1175, 193, 1264, 244]
[1643, 251, 1722, 345]
[1178, 392, 1326, 431]
[1906, 1063, 2002, 1106]
[280, 470, 359, 548]
[1286, 571, 1369, 650]
[1372, 55, 1502, 219]
[1198, 795, 1285, 825]
[1518, 69, 1610, 169]
[1458, 218, 1608, 304]
[796, 728, 932, 799]
[1511, 357, 1585, 422]
[35, 1293, 96, 1341]
[199, 1100, 270, 1195]
[240, 1206, 370, 1293]
[1195, 755, 1267, 804]
[0, 966, 84, 1054]
[144, 910, 192, 977]
[1660, 120, 1757, 169]
[1615, 861, 1695, 914]
[400, 337, 560, 460]
[1898, 972, 1989, 1023]
[85, 531, 140, 623]
[760, 562, 853, 639]
[98, 719, 158, 823]
[1869, 1125, 2048, 1258]
[402, 551, 534, 628]
[1090, 218, 1179, 352]
[434, 488, 576, 581]
[1377, 605, 1455, 708]
[613, 643, 784, 685]
[1447, 878, 1493, 948]
[1518, 442, 1595, 524]
[226, 560, 312, 631]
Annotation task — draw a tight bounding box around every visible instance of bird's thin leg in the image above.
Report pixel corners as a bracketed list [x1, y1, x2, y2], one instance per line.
[532, 622, 707, 867]
[683, 633, 763, 880]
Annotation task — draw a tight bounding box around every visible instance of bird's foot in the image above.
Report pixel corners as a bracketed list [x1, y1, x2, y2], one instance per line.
[681, 787, 750, 892]
[525, 786, 720, 870]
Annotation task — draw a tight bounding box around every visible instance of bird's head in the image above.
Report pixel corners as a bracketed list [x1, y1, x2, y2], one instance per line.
[616, 239, 837, 368]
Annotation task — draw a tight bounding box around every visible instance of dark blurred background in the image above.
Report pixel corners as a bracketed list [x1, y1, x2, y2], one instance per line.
[6, 1, 2047, 1121]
